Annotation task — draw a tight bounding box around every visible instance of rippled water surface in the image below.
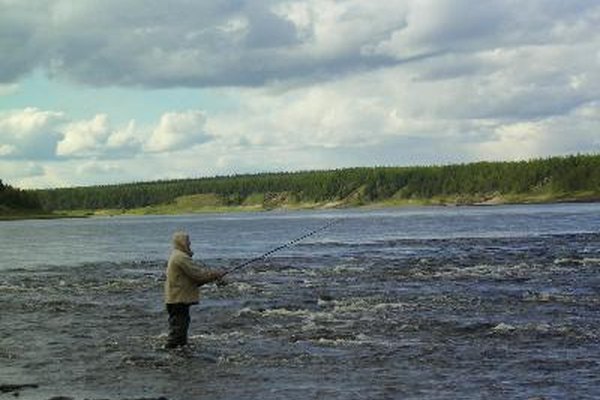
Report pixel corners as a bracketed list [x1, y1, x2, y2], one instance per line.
[1, 204, 599, 399]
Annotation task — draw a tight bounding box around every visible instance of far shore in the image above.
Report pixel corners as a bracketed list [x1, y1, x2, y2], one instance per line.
[3, 191, 600, 222]
[0, 212, 89, 221]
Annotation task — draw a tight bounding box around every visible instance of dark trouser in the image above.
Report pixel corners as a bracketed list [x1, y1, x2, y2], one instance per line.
[166, 303, 191, 348]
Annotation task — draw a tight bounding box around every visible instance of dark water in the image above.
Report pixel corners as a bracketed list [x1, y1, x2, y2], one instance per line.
[1, 204, 599, 399]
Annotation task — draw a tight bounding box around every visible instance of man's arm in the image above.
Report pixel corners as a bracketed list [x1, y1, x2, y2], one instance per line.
[179, 256, 224, 286]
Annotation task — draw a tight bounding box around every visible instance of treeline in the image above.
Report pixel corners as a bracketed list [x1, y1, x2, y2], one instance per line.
[34, 154, 600, 211]
[0, 180, 42, 212]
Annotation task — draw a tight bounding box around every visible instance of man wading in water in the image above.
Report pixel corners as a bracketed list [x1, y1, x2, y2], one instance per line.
[164, 231, 227, 349]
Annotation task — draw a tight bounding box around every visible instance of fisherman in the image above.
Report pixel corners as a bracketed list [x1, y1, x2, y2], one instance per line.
[164, 231, 227, 349]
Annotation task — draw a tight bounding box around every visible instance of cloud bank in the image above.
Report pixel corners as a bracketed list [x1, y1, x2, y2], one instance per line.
[1, 0, 599, 188]
[2, 0, 598, 89]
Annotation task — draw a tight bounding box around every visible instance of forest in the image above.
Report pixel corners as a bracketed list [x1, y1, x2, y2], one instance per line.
[32, 153, 600, 212]
[0, 180, 43, 213]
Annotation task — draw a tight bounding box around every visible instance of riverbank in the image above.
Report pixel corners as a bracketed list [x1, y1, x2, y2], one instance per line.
[375, 190, 600, 207]
[3, 189, 600, 221]
[0, 211, 77, 221]
[0, 208, 91, 221]
[33, 189, 600, 219]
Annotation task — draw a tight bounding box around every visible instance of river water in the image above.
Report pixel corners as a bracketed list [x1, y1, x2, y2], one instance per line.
[1, 204, 599, 399]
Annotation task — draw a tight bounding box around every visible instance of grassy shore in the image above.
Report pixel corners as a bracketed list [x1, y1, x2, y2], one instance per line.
[23, 189, 597, 220]
[4, 189, 600, 221]
[0, 210, 87, 221]
[372, 190, 600, 207]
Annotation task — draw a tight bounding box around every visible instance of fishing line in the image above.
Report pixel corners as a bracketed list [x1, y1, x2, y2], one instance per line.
[223, 217, 345, 276]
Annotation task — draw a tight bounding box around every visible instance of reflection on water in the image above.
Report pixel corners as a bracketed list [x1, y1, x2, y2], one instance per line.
[1, 203, 599, 399]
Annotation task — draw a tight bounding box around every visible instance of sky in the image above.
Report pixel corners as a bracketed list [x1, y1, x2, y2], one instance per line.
[1, 0, 599, 189]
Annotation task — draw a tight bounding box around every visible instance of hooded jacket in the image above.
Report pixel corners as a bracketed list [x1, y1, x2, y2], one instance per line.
[164, 232, 222, 304]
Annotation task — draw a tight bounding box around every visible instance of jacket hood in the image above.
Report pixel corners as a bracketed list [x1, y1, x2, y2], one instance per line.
[172, 231, 193, 256]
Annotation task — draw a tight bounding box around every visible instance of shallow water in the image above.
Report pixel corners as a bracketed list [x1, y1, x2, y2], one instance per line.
[1, 204, 600, 399]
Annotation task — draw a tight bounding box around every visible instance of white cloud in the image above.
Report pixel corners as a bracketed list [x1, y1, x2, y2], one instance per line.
[475, 122, 544, 161]
[76, 160, 124, 176]
[8, 99, 599, 189]
[0, 144, 16, 156]
[0, 160, 45, 187]
[106, 120, 140, 151]
[146, 110, 211, 152]
[472, 101, 600, 160]
[56, 114, 111, 156]
[0, 107, 64, 159]
[1, 107, 214, 163]
[55, 114, 144, 158]
[0, 107, 63, 136]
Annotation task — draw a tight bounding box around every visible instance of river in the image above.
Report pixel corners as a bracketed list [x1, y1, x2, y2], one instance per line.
[1, 204, 599, 399]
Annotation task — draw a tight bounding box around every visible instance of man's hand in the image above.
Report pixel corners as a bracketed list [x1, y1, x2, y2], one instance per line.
[215, 270, 229, 287]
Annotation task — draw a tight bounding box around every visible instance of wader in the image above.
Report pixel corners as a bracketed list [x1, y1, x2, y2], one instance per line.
[166, 303, 191, 348]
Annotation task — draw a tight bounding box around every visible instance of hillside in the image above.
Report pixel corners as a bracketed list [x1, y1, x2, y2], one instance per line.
[31, 154, 600, 215]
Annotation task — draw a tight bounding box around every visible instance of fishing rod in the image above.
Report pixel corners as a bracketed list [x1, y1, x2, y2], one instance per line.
[222, 217, 344, 276]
